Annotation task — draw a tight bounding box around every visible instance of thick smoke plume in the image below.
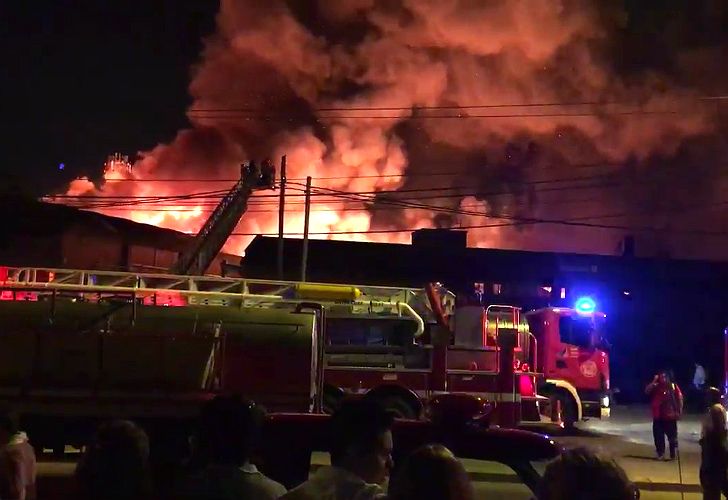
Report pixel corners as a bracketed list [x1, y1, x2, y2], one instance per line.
[57, 0, 727, 259]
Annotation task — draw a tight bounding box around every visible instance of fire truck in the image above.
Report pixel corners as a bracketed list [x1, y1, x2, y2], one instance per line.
[526, 298, 610, 428]
[0, 268, 551, 452]
[322, 287, 548, 427]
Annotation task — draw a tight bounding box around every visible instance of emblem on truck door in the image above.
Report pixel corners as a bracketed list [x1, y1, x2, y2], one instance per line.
[579, 360, 598, 378]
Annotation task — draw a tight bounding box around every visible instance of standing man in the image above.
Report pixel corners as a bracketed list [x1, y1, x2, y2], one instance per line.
[695, 363, 708, 411]
[700, 387, 728, 500]
[180, 396, 287, 500]
[0, 407, 37, 500]
[281, 399, 394, 500]
[646, 370, 684, 461]
[695, 363, 708, 391]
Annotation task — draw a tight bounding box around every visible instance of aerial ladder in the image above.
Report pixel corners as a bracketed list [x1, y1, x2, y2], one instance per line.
[171, 159, 275, 276]
[0, 266, 433, 324]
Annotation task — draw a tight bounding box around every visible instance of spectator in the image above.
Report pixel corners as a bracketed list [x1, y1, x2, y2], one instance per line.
[0, 407, 36, 500]
[700, 404, 728, 500]
[388, 444, 473, 500]
[539, 447, 638, 500]
[701, 387, 727, 439]
[645, 370, 683, 460]
[74, 420, 152, 500]
[281, 399, 394, 500]
[693, 363, 708, 412]
[695, 363, 707, 391]
[180, 395, 286, 500]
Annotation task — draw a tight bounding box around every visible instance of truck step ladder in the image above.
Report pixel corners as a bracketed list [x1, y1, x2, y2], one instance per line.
[170, 160, 274, 276]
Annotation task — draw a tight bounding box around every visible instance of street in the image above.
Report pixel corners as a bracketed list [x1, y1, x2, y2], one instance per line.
[35, 405, 706, 499]
[459, 404, 704, 499]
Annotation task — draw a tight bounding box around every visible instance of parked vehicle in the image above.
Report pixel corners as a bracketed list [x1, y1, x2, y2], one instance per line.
[526, 303, 610, 428]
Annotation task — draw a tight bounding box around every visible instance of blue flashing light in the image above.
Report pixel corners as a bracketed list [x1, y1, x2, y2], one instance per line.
[574, 296, 596, 314]
[58, 163, 65, 170]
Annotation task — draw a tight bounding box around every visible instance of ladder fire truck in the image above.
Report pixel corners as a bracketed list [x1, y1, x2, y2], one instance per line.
[0, 163, 553, 452]
[0, 268, 548, 451]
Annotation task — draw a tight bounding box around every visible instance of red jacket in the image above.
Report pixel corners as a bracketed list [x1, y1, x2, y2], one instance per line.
[646, 381, 684, 420]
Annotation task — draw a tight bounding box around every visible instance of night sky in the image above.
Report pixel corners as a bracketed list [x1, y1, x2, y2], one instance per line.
[2, 1, 727, 219]
[1, 1, 218, 195]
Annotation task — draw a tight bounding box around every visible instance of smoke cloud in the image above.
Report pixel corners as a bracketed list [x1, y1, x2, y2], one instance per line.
[57, 0, 728, 259]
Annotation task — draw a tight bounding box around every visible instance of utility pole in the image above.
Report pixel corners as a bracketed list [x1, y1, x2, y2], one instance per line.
[301, 176, 312, 282]
[276, 155, 286, 280]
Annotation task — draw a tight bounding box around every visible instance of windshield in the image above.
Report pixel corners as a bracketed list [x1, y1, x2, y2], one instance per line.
[558, 315, 600, 350]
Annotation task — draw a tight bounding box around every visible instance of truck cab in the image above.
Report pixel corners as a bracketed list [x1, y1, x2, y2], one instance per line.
[322, 285, 545, 427]
[526, 307, 610, 427]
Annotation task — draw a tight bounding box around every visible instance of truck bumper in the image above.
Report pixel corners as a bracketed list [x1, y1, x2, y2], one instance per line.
[581, 397, 610, 419]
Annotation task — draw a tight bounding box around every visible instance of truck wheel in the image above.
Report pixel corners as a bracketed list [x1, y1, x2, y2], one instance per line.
[51, 441, 66, 458]
[323, 387, 343, 415]
[555, 392, 577, 430]
[378, 395, 419, 420]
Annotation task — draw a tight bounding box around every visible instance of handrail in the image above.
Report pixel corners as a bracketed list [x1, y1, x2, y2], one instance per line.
[1, 266, 429, 299]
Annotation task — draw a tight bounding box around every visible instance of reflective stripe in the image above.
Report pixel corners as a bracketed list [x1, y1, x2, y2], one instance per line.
[431, 391, 522, 403]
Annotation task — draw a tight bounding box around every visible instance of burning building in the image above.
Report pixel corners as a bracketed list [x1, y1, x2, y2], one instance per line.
[0, 197, 233, 274]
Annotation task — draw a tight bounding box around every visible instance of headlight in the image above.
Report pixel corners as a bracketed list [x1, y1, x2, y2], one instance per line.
[601, 395, 610, 408]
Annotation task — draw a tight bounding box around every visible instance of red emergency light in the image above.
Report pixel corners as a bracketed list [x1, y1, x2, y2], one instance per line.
[142, 292, 187, 307]
[519, 374, 535, 397]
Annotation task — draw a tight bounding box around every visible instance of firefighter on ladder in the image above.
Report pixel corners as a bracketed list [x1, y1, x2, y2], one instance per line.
[260, 158, 275, 189]
[240, 160, 274, 189]
[240, 161, 255, 182]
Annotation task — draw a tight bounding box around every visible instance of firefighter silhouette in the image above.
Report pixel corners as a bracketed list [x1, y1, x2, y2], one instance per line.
[241, 161, 256, 181]
[260, 158, 275, 188]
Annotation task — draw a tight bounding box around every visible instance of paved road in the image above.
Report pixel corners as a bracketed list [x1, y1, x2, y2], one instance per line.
[35, 405, 706, 499]
[559, 405, 702, 492]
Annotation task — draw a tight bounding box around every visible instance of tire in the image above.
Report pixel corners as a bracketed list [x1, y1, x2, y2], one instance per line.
[555, 392, 578, 430]
[322, 387, 343, 415]
[378, 395, 419, 420]
[51, 441, 66, 458]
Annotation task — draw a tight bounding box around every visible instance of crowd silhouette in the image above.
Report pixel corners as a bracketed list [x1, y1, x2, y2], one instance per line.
[1, 397, 647, 500]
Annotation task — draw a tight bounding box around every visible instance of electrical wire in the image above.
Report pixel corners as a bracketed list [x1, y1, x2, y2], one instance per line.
[187, 94, 728, 113]
[190, 110, 686, 120]
[228, 222, 728, 238]
[98, 160, 621, 183]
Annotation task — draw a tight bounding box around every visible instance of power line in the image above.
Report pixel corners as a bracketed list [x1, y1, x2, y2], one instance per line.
[78, 195, 615, 213]
[97, 160, 620, 183]
[295, 183, 728, 234]
[192, 110, 687, 121]
[90, 160, 728, 184]
[60, 179, 728, 238]
[285, 172, 621, 197]
[228, 221, 728, 238]
[188, 95, 728, 113]
[59, 172, 728, 211]
[82, 201, 728, 215]
[50, 172, 617, 206]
